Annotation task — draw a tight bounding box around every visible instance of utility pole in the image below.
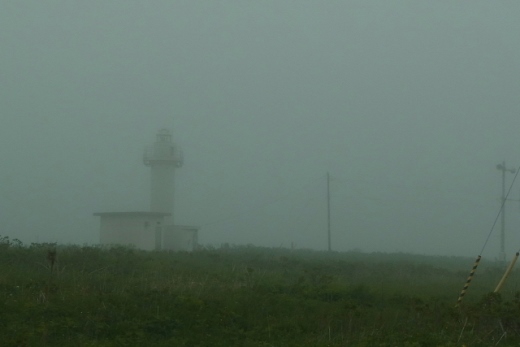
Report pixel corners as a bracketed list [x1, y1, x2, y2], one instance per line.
[496, 161, 516, 263]
[327, 172, 331, 252]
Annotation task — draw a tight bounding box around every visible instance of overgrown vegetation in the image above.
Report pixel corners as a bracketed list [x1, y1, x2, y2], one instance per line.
[2, 235, 520, 346]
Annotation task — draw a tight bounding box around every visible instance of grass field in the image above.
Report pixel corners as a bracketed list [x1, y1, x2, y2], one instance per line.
[2, 236, 520, 346]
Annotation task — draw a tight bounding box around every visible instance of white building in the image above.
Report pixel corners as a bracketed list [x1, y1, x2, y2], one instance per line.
[94, 212, 169, 251]
[94, 129, 199, 251]
[143, 128, 183, 225]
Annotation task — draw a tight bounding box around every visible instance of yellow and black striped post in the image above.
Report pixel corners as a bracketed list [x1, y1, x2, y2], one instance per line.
[456, 255, 481, 307]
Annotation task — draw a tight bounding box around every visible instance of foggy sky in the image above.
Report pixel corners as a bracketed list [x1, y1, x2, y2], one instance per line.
[2, 1, 520, 258]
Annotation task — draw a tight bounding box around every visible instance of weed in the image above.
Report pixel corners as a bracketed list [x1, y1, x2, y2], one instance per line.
[1, 243, 520, 346]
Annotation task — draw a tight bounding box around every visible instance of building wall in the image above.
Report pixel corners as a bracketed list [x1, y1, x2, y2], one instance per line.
[99, 215, 164, 251]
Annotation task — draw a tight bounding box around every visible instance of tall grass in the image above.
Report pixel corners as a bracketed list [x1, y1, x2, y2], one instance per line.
[1, 236, 520, 346]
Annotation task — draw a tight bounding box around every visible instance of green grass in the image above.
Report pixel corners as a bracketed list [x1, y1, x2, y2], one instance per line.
[2, 236, 520, 346]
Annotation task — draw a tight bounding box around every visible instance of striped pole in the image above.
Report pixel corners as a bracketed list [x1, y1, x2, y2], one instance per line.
[456, 255, 481, 307]
[494, 252, 519, 293]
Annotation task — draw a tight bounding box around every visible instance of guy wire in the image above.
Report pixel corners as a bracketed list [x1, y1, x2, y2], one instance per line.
[479, 166, 520, 255]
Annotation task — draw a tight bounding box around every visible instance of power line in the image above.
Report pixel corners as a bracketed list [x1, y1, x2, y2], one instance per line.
[479, 166, 520, 256]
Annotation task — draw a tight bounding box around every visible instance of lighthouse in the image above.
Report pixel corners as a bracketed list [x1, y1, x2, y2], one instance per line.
[143, 129, 182, 225]
[94, 128, 198, 251]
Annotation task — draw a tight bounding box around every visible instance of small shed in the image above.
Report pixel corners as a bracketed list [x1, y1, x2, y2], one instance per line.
[94, 212, 199, 251]
[94, 211, 170, 251]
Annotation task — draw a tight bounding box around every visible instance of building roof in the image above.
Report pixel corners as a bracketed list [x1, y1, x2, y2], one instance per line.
[93, 211, 171, 217]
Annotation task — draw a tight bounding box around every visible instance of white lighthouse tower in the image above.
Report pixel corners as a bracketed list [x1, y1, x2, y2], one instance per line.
[143, 129, 183, 225]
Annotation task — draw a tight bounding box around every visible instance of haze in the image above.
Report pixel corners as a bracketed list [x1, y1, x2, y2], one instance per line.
[2, 1, 520, 258]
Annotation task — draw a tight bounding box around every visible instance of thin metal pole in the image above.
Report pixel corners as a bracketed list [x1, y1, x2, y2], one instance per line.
[327, 172, 331, 252]
[501, 162, 506, 262]
[496, 161, 516, 263]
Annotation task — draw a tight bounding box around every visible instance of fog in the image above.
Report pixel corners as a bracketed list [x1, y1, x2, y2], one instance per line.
[1, 1, 520, 257]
